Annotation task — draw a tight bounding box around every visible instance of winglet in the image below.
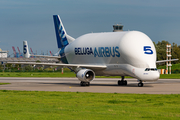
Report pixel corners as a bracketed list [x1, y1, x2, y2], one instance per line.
[23, 41, 30, 58]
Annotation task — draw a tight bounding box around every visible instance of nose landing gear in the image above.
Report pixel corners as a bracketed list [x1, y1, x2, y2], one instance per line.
[138, 80, 143, 87]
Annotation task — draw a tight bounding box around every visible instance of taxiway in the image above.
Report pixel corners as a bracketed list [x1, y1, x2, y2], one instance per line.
[0, 77, 180, 94]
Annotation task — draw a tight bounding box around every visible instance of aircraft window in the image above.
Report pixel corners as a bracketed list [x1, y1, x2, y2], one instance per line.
[145, 68, 157, 71]
[119, 26, 122, 29]
[151, 68, 155, 71]
[145, 68, 150, 71]
[152, 68, 158, 71]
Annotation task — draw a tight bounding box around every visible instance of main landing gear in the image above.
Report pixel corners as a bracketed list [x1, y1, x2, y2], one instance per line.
[80, 81, 90, 86]
[138, 80, 143, 87]
[118, 76, 127, 86]
[117, 77, 144, 87]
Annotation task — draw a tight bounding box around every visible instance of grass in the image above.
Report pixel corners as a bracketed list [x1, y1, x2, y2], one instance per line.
[160, 74, 180, 79]
[0, 90, 180, 120]
[0, 83, 10, 85]
[0, 72, 76, 77]
[158, 63, 180, 70]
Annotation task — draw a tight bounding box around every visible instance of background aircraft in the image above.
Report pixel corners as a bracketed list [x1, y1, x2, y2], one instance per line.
[8, 15, 178, 87]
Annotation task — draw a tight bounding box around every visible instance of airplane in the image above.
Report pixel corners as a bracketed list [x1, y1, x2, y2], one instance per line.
[8, 15, 178, 87]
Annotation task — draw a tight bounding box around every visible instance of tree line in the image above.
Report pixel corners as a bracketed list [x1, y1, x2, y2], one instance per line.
[154, 40, 180, 64]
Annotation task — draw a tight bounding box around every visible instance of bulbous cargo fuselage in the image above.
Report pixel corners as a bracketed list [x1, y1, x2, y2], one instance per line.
[64, 31, 159, 81]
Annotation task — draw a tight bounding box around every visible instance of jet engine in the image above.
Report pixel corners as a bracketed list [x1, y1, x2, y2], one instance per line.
[76, 69, 95, 82]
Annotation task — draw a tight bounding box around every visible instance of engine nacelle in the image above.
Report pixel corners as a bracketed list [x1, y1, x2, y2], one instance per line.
[76, 69, 95, 82]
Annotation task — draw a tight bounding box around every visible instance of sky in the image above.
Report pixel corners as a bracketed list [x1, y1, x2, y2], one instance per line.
[0, 0, 180, 56]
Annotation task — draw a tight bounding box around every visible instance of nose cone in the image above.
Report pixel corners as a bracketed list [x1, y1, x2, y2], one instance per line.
[152, 71, 160, 81]
[144, 71, 160, 81]
[135, 70, 160, 82]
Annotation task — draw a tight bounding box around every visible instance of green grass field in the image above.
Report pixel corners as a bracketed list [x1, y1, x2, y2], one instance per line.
[0, 90, 180, 120]
[0, 72, 76, 77]
[158, 63, 180, 70]
[159, 74, 180, 79]
[0, 83, 10, 85]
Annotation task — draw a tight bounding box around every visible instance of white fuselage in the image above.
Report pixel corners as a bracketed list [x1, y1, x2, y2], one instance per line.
[63, 31, 159, 82]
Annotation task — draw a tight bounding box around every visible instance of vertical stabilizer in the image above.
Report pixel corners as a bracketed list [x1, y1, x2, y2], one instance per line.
[53, 15, 74, 49]
[23, 41, 30, 58]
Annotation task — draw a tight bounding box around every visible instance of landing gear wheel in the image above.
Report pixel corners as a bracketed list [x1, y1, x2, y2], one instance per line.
[123, 80, 127, 85]
[86, 82, 90, 86]
[138, 82, 143, 87]
[118, 80, 122, 85]
[80, 82, 90, 86]
[80, 82, 86, 86]
[118, 76, 127, 86]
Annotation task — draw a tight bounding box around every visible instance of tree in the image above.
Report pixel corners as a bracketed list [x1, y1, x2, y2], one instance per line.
[155, 40, 170, 61]
[154, 40, 180, 64]
[24, 65, 33, 71]
[172, 43, 180, 64]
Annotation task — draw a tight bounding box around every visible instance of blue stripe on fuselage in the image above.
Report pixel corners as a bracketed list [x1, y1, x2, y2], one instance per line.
[59, 47, 68, 64]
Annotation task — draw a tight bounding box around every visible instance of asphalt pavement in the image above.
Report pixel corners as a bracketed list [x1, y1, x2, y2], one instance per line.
[0, 77, 180, 94]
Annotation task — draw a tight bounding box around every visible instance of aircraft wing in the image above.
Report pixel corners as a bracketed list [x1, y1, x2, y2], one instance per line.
[30, 55, 61, 59]
[156, 59, 179, 63]
[6, 62, 107, 69]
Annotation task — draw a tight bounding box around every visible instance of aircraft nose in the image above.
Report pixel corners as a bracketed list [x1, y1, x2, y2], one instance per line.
[152, 71, 160, 81]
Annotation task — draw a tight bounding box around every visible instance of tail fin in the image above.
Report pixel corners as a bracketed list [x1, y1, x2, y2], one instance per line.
[23, 41, 30, 58]
[53, 15, 74, 49]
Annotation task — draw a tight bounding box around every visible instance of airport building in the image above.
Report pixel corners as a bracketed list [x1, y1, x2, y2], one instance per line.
[0, 48, 8, 58]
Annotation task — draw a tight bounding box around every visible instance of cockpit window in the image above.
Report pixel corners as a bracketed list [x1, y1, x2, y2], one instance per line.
[145, 68, 157, 71]
[151, 68, 155, 71]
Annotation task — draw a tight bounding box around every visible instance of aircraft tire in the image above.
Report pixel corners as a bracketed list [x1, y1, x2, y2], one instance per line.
[118, 80, 122, 85]
[80, 82, 86, 86]
[80, 82, 83, 86]
[138, 83, 143, 87]
[118, 80, 127, 86]
[123, 80, 127, 85]
[86, 82, 90, 86]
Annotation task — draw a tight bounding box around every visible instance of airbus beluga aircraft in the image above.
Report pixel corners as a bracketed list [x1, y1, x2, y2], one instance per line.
[8, 15, 178, 87]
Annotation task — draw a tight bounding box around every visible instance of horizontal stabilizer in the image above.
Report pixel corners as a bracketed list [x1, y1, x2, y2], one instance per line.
[156, 59, 179, 63]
